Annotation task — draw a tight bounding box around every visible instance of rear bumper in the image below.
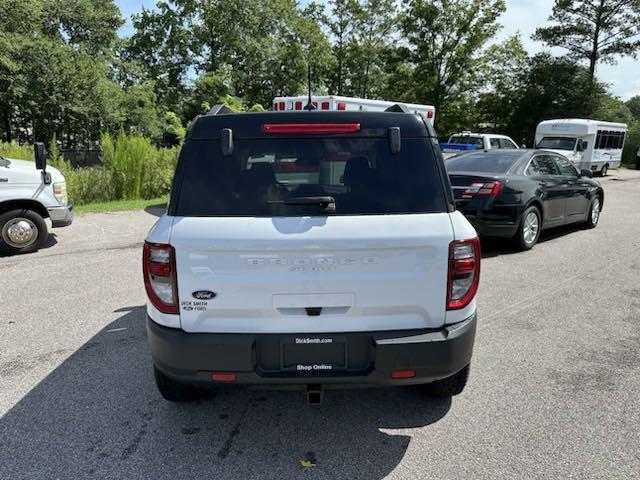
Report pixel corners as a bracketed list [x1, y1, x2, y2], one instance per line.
[459, 205, 523, 238]
[48, 204, 74, 227]
[466, 216, 519, 238]
[147, 313, 477, 388]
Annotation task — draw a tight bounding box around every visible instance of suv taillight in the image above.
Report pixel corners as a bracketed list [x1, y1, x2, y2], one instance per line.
[447, 238, 481, 310]
[143, 242, 178, 314]
[462, 181, 502, 199]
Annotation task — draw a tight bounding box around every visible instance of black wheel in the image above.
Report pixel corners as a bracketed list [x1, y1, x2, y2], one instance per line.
[513, 205, 541, 251]
[584, 195, 601, 229]
[424, 365, 470, 397]
[154, 366, 207, 402]
[600, 164, 608, 177]
[0, 209, 48, 255]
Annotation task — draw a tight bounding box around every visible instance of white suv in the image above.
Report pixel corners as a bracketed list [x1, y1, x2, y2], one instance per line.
[144, 108, 480, 404]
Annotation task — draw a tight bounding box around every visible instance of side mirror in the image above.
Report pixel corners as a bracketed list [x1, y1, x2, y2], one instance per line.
[580, 169, 592, 178]
[34, 142, 46, 171]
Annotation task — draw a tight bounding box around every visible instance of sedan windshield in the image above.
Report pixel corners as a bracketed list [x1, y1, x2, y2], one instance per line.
[446, 151, 525, 174]
[536, 137, 576, 151]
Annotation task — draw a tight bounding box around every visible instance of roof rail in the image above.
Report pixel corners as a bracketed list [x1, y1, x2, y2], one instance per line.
[384, 103, 410, 113]
[206, 104, 235, 116]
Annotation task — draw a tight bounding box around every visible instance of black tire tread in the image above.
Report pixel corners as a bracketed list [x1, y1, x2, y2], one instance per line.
[154, 367, 206, 402]
[425, 364, 470, 397]
[513, 205, 540, 251]
[0, 209, 48, 255]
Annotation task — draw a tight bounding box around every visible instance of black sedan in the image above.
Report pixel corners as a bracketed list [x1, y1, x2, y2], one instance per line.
[445, 149, 604, 250]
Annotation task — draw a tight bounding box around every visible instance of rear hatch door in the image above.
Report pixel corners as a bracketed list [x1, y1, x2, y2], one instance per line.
[170, 120, 453, 334]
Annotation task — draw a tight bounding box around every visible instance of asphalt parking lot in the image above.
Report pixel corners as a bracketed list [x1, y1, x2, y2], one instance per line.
[1, 170, 639, 479]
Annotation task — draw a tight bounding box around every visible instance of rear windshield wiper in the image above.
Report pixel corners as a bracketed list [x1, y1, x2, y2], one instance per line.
[268, 196, 336, 213]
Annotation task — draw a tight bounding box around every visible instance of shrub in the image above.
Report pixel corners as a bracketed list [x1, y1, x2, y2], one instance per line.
[0, 142, 33, 160]
[2, 136, 180, 206]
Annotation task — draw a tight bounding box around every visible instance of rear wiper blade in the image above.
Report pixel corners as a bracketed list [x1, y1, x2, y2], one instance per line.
[268, 196, 336, 213]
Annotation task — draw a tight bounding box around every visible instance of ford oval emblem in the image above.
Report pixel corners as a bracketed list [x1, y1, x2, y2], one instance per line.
[192, 290, 217, 300]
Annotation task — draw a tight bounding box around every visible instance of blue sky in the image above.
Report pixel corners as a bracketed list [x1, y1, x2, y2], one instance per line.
[115, 0, 639, 100]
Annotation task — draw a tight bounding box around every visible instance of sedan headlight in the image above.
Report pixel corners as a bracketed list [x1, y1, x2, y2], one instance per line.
[53, 182, 68, 206]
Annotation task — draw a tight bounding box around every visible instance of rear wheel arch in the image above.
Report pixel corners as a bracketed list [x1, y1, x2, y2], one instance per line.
[596, 188, 604, 210]
[525, 199, 544, 224]
[0, 199, 49, 219]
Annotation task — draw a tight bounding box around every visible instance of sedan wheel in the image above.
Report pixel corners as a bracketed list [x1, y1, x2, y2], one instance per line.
[585, 196, 601, 229]
[523, 211, 539, 246]
[514, 206, 541, 251]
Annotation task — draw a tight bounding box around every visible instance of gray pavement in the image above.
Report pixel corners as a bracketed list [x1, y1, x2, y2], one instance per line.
[1, 169, 639, 479]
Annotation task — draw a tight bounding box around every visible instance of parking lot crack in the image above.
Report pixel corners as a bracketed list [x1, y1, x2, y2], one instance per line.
[217, 395, 252, 459]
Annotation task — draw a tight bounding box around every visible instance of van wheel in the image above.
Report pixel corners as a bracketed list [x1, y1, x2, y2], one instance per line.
[513, 206, 541, 251]
[585, 195, 601, 229]
[0, 209, 48, 255]
[424, 365, 470, 397]
[154, 366, 207, 402]
[600, 164, 608, 177]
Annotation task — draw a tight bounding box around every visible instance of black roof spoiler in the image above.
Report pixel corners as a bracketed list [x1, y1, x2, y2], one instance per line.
[206, 104, 235, 116]
[384, 103, 411, 113]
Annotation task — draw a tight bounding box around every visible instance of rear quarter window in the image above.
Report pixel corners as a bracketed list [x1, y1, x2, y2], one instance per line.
[171, 137, 447, 216]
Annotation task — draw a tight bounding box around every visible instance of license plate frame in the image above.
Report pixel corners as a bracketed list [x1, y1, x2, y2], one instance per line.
[280, 335, 348, 374]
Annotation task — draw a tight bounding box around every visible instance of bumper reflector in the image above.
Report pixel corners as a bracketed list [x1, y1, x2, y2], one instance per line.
[391, 369, 416, 379]
[212, 373, 237, 382]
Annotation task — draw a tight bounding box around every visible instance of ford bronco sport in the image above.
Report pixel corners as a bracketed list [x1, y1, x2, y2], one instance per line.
[144, 106, 479, 404]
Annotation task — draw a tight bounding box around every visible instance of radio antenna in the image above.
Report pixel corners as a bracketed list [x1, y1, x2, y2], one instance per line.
[303, 64, 315, 111]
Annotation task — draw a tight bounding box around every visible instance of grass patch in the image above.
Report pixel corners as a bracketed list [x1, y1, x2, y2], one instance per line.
[75, 197, 167, 214]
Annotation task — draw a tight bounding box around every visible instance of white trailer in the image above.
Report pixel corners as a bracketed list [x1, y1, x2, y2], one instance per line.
[535, 119, 628, 176]
[271, 95, 436, 125]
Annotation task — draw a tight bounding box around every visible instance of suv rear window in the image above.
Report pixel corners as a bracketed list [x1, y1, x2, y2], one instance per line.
[172, 137, 447, 216]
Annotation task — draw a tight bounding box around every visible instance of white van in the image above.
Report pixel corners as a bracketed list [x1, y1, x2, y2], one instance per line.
[535, 119, 628, 176]
[0, 143, 73, 255]
[272, 95, 436, 125]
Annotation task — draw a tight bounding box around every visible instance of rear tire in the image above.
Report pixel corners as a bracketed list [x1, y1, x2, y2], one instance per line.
[597, 164, 608, 177]
[0, 209, 48, 255]
[513, 206, 541, 251]
[584, 195, 601, 229]
[424, 365, 470, 397]
[154, 366, 207, 402]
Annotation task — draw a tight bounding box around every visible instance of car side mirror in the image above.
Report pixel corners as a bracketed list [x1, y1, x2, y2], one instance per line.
[580, 169, 592, 178]
[34, 142, 46, 171]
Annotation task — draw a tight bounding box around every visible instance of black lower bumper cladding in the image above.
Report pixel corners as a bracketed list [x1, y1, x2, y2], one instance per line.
[147, 313, 476, 387]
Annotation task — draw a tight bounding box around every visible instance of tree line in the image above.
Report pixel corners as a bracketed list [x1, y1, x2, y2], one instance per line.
[1, 0, 639, 161]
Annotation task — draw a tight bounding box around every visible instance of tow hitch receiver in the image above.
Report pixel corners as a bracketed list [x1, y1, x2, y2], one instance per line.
[305, 384, 324, 405]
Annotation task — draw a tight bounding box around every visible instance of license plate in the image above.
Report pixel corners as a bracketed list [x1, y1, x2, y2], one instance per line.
[281, 336, 347, 373]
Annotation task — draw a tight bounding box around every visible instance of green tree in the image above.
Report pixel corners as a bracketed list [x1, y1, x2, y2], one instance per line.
[183, 71, 231, 120]
[125, 2, 191, 113]
[626, 96, 640, 119]
[400, 0, 506, 133]
[533, 0, 640, 81]
[41, 0, 123, 55]
[509, 53, 605, 145]
[475, 35, 529, 132]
